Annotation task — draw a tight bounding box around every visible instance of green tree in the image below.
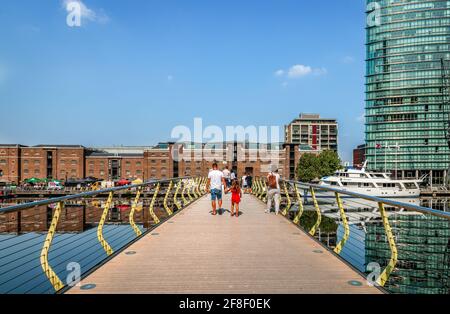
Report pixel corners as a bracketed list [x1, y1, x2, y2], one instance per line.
[318, 150, 342, 178]
[296, 153, 321, 182]
[296, 150, 342, 182]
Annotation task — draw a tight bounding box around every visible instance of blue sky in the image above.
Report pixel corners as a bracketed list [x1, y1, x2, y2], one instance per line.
[0, 0, 367, 162]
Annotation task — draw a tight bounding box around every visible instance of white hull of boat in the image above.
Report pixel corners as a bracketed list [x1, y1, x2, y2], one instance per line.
[316, 185, 421, 198]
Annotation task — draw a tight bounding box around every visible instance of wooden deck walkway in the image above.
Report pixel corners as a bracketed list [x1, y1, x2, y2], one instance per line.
[68, 194, 380, 294]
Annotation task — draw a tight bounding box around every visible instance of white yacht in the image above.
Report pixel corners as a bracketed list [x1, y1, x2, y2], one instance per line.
[318, 161, 424, 198]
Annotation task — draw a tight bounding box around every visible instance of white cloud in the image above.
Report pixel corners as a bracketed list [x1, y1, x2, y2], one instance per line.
[63, 0, 109, 25]
[288, 64, 312, 78]
[275, 64, 327, 80]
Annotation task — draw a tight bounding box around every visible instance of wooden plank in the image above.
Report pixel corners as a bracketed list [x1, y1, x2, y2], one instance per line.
[68, 194, 381, 294]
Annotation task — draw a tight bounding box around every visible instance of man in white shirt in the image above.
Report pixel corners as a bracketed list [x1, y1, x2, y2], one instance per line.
[266, 165, 281, 215]
[207, 162, 227, 216]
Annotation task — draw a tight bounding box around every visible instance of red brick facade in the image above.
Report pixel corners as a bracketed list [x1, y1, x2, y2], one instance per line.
[0, 143, 308, 183]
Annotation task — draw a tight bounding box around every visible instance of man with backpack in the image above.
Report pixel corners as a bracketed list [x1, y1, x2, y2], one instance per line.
[266, 165, 281, 215]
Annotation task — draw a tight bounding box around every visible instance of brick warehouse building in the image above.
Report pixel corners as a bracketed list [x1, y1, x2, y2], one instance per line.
[0, 114, 339, 184]
[0, 142, 320, 184]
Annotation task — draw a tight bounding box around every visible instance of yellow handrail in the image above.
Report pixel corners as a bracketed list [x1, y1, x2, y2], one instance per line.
[333, 192, 350, 255]
[377, 202, 398, 287]
[187, 179, 194, 202]
[181, 180, 189, 206]
[129, 188, 143, 237]
[281, 181, 291, 216]
[192, 178, 199, 199]
[173, 180, 182, 210]
[149, 183, 161, 224]
[293, 183, 304, 225]
[309, 187, 322, 236]
[40, 202, 64, 292]
[163, 181, 174, 216]
[97, 192, 114, 255]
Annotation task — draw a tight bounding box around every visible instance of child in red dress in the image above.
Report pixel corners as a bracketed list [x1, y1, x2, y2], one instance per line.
[227, 179, 242, 217]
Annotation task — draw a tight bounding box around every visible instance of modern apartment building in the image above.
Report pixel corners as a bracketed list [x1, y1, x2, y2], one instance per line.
[365, 0, 450, 185]
[285, 113, 338, 153]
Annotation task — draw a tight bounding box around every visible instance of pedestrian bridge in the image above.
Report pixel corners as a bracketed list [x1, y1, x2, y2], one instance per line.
[0, 178, 449, 294]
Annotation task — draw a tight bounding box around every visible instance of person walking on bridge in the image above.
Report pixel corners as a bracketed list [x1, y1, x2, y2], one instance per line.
[266, 165, 281, 215]
[222, 165, 231, 188]
[207, 162, 227, 215]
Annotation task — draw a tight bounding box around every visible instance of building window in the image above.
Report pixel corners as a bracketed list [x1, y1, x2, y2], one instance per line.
[34, 160, 40, 166]
[125, 161, 131, 166]
[136, 170, 142, 175]
[0, 169, 3, 177]
[34, 169, 40, 175]
[71, 160, 77, 166]
[136, 162, 142, 167]
[0, 159, 6, 166]
[100, 171, 105, 176]
[24, 169, 29, 174]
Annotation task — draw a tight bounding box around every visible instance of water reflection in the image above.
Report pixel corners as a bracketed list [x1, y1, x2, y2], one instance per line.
[0, 197, 170, 294]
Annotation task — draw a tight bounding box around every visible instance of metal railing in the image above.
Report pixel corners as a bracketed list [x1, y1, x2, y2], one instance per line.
[251, 177, 450, 294]
[0, 177, 208, 294]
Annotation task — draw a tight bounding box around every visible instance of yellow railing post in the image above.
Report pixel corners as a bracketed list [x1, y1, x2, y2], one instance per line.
[253, 179, 259, 197]
[293, 183, 304, 225]
[333, 192, 350, 255]
[181, 180, 189, 206]
[202, 177, 207, 194]
[40, 202, 64, 292]
[195, 177, 201, 197]
[163, 181, 174, 216]
[377, 202, 398, 287]
[282, 181, 291, 216]
[149, 183, 161, 224]
[309, 187, 322, 236]
[97, 192, 114, 255]
[173, 180, 182, 210]
[187, 179, 194, 202]
[129, 187, 143, 237]
[192, 178, 199, 199]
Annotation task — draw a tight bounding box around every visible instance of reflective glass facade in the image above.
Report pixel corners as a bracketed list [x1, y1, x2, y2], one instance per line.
[365, 0, 450, 183]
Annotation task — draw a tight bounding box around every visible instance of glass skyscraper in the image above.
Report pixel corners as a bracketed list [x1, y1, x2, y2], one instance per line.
[365, 0, 450, 186]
